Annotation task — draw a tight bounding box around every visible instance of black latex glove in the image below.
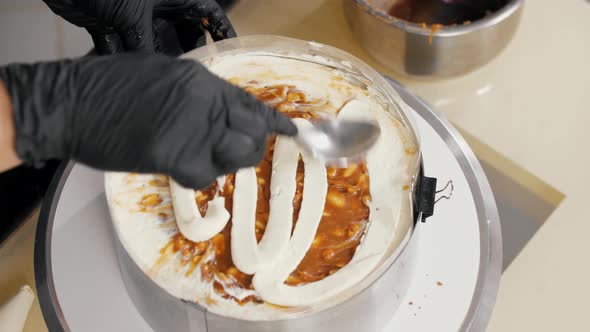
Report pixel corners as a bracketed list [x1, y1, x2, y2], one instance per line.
[0, 54, 296, 189]
[43, 0, 236, 55]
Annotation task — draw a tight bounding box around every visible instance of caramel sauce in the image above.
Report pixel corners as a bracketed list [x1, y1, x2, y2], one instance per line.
[388, 0, 508, 25]
[390, 0, 508, 44]
[150, 84, 371, 305]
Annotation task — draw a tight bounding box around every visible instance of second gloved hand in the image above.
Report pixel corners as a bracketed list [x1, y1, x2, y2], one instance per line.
[43, 0, 236, 55]
[0, 54, 296, 189]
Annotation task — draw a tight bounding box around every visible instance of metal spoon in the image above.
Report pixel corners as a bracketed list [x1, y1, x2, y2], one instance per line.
[295, 100, 381, 167]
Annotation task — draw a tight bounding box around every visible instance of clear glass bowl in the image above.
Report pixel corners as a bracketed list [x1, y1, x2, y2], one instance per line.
[116, 35, 423, 332]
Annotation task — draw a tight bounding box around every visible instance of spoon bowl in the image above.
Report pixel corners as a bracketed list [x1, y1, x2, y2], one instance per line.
[296, 118, 381, 167]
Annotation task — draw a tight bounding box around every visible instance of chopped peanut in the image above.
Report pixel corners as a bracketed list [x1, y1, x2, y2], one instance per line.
[312, 235, 324, 248]
[277, 102, 296, 112]
[286, 91, 303, 102]
[362, 195, 371, 207]
[327, 167, 338, 177]
[226, 267, 240, 278]
[196, 191, 209, 201]
[216, 272, 231, 283]
[322, 248, 336, 261]
[331, 228, 346, 237]
[212, 234, 225, 255]
[255, 220, 266, 231]
[357, 174, 368, 187]
[195, 242, 209, 255]
[342, 164, 358, 178]
[148, 177, 169, 187]
[174, 238, 186, 251]
[286, 275, 300, 284]
[140, 193, 162, 208]
[191, 255, 203, 264]
[347, 224, 362, 238]
[226, 184, 234, 195]
[327, 190, 346, 208]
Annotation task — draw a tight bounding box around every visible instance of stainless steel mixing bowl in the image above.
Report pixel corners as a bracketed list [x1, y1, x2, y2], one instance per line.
[343, 0, 524, 78]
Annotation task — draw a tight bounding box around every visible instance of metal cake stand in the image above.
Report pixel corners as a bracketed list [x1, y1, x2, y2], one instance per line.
[34, 78, 502, 332]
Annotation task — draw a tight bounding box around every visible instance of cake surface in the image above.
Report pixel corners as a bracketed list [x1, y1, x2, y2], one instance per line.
[105, 52, 418, 320]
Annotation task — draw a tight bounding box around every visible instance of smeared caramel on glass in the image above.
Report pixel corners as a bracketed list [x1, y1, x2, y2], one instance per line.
[153, 84, 371, 305]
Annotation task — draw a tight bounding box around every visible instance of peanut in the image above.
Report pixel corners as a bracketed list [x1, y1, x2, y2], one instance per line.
[327, 167, 338, 177]
[331, 228, 346, 237]
[226, 267, 240, 278]
[362, 195, 371, 207]
[327, 190, 346, 208]
[195, 191, 208, 201]
[312, 234, 323, 248]
[191, 255, 203, 264]
[286, 275, 300, 284]
[216, 272, 231, 283]
[357, 174, 368, 187]
[149, 178, 168, 187]
[322, 248, 336, 261]
[140, 193, 162, 208]
[212, 234, 225, 254]
[174, 238, 186, 251]
[341, 164, 358, 178]
[347, 224, 362, 238]
[195, 242, 209, 255]
[226, 184, 234, 195]
[255, 220, 266, 231]
[286, 91, 303, 102]
[277, 102, 296, 112]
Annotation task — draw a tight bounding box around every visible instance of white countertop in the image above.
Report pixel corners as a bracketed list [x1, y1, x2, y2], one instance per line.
[1, 0, 588, 331]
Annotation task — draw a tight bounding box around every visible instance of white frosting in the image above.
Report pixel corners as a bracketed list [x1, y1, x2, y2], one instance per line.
[232, 119, 328, 305]
[169, 177, 230, 242]
[249, 101, 406, 306]
[230, 120, 326, 275]
[106, 52, 418, 320]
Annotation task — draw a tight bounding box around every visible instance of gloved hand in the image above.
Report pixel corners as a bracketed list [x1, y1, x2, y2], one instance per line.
[0, 54, 296, 189]
[43, 0, 235, 55]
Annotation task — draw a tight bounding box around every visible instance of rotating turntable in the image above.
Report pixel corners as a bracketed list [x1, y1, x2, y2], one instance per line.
[34, 37, 501, 332]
